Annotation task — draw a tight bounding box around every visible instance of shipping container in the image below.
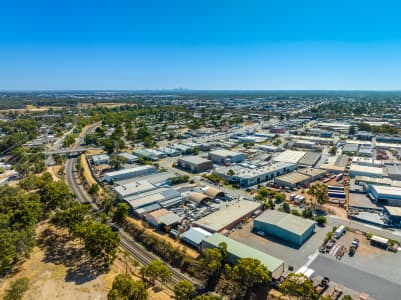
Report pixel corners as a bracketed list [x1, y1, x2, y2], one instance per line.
[328, 192, 346, 198]
[328, 185, 345, 192]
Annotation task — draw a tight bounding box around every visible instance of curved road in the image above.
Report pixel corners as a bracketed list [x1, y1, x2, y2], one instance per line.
[64, 123, 202, 288]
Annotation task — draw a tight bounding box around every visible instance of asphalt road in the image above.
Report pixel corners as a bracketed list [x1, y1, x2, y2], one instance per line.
[310, 255, 401, 300]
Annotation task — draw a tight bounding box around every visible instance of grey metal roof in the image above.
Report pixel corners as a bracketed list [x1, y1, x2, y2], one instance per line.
[386, 165, 401, 176]
[179, 155, 212, 165]
[255, 210, 315, 236]
[158, 212, 181, 226]
[298, 152, 321, 167]
[182, 227, 211, 246]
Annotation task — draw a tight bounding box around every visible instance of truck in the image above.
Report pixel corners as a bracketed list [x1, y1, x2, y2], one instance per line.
[314, 276, 330, 295]
[334, 225, 346, 239]
[328, 192, 346, 199]
[328, 185, 344, 191]
[349, 238, 359, 256]
[297, 196, 305, 204]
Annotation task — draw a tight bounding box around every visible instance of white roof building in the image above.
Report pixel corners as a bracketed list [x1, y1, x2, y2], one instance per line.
[273, 150, 307, 164]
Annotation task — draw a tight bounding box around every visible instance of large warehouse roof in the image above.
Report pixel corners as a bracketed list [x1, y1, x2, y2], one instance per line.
[105, 165, 156, 178]
[298, 152, 321, 167]
[274, 150, 307, 164]
[350, 165, 383, 176]
[195, 200, 261, 232]
[203, 186, 224, 198]
[188, 192, 211, 204]
[209, 149, 243, 157]
[255, 210, 316, 236]
[179, 155, 211, 165]
[384, 206, 401, 217]
[275, 172, 310, 185]
[182, 227, 212, 247]
[115, 180, 156, 198]
[371, 185, 401, 197]
[203, 233, 284, 273]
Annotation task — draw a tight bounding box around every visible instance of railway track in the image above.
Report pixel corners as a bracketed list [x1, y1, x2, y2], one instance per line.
[118, 230, 201, 286]
[64, 123, 202, 288]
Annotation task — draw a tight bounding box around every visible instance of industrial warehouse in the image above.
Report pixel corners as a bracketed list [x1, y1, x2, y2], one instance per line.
[214, 161, 297, 188]
[104, 165, 157, 183]
[202, 233, 285, 278]
[194, 200, 262, 232]
[253, 210, 316, 246]
[274, 168, 327, 188]
[176, 155, 213, 173]
[367, 185, 401, 206]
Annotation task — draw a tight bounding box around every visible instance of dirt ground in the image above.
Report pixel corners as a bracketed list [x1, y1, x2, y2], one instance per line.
[126, 217, 200, 260]
[0, 223, 173, 300]
[47, 166, 61, 182]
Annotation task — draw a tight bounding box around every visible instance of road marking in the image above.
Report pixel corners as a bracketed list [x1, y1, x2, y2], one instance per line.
[305, 251, 319, 267]
[329, 243, 341, 256]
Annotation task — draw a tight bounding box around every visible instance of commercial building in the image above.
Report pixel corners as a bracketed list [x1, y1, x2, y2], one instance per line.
[273, 150, 307, 164]
[144, 208, 181, 229]
[202, 233, 284, 278]
[202, 186, 225, 199]
[383, 206, 401, 227]
[342, 143, 359, 154]
[194, 200, 262, 232]
[318, 122, 351, 133]
[133, 149, 159, 161]
[177, 156, 213, 173]
[187, 192, 211, 205]
[117, 182, 184, 214]
[117, 152, 138, 163]
[91, 154, 110, 165]
[359, 145, 373, 157]
[253, 210, 316, 246]
[352, 157, 382, 167]
[158, 147, 181, 157]
[376, 135, 401, 144]
[367, 185, 401, 206]
[297, 152, 322, 167]
[208, 149, 246, 164]
[385, 165, 401, 181]
[319, 164, 345, 174]
[115, 180, 157, 199]
[334, 154, 350, 168]
[349, 165, 383, 178]
[356, 132, 374, 141]
[104, 165, 157, 183]
[274, 168, 327, 188]
[181, 227, 212, 249]
[214, 162, 297, 188]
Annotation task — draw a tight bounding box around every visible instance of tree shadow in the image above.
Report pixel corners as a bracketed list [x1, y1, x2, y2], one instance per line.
[38, 227, 108, 285]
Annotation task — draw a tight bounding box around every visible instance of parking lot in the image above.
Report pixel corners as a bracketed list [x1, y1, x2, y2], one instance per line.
[229, 218, 344, 270]
[323, 229, 401, 284]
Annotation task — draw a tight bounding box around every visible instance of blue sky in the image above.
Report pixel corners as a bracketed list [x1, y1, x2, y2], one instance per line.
[1, 0, 401, 90]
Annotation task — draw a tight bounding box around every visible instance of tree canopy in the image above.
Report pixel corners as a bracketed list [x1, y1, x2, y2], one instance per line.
[280, 273, 318, 300]
[108, 274, 147, 300]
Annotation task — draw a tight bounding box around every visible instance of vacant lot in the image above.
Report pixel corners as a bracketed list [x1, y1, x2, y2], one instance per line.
[0, 223, 172, 300]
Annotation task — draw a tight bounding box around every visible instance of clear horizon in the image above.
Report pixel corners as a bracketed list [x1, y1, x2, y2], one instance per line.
[2, 1, 401, 90]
